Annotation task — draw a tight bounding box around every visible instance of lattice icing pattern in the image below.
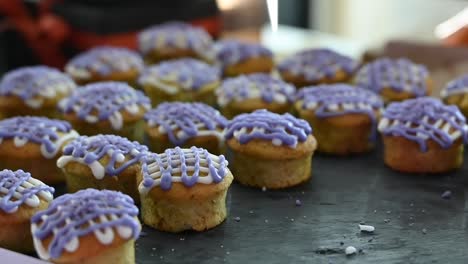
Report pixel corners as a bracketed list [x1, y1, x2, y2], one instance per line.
[139, 146, 229, 192]
[225, 109, 312, 148]
[138, 22, 214, 61]
[355, 58, 429, 96]
[65, 46, 144, 79]
[59, 82, 151, 130]
[0, 169, 54, 214]
[277, 48, 358, 82]
[217, 73, 296, 106]
[0, 116, 79, 159]
[57, 134, 148, 179]
[31, 189, 140, 260]
[144, 102, 227, 145]
[214, 40, 273, 68]
[0, 66, 76, 108]
[378, 97, 468, 151]
[138, 58, 220, 94]
[441, 75, 468, 98]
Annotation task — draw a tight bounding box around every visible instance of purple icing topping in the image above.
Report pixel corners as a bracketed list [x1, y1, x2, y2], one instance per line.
[0, 169, 54, 213]
[62, 134, 148, 176]
[217, 73, 296, 106]
[66, 46, 143, 76]
[225, 109, 312, 147]
[214, 40, 273, 67]
[141, 146, 228, 191]
[441, 75, 468, 97]
[379, 97, 468, 151]
[138, 21, 213, 56]
[355, 58, 429, 96]
[59, 81, 151, 121]
[31, 189, 140, 259]
[296, 84, 383, 140]
[144, 102, 227, 145]
[277, 48, 358, 82]
[138, 58, 220, 90]
[0, 116, 73, 154]
[0, 66, 75, 101]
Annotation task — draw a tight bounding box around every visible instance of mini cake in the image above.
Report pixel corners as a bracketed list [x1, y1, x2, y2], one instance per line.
[0, 66, 76, 119]
[441, 75, 468, 117]
[144, 102, 227, 154]
[295, 84, 383, 155]
[378, 97, 468, 173]
[0, 117, 79, 184]
[0, 169, 54, 253]
[138, 21, 213, 64]
[216, 73, 296, 118]
[57, 135, 148, 201]
[277, 48, 358, 88]
[59, 82, 151, 141]
[214, 40, 274, 76]
[355, 58, 431, 103]
[138, 147, 233, 232]
[225, 109, 317, 188]
[138, 58, 220, 106]
[65, 46, 144, 85]
[31, 189, 141, 264]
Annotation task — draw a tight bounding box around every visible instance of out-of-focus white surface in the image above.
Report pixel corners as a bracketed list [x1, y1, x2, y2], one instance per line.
[260, 24, 367, 59]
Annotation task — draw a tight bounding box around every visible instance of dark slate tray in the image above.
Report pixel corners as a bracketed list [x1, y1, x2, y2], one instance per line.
[49, 144, 467, 264]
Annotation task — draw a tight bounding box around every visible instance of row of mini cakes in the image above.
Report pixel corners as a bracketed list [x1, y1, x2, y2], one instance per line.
[295, 85, 468, 173]
[0, 73, 151, 140]
[0, 169, 141, 263]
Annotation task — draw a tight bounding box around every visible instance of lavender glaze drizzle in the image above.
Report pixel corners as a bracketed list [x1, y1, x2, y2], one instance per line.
[138, 58, 220, 92]
[355, 58, 429, 96]
[277, 48, 357, 82]
[138, 22, 213, 59]
[31, 189, 140, 260]
[214, 40, 272, 68]
[65, 46, 143, 78]
[217, 73, 296, 106]
[0, 116, 78, 158]
[0, 66, 76, 108]
[58, 82, 151, 130]
[296, 84, 383, 140]
[378, 97, 468, 152]
[0, 169, 54, 213]
[441, 75, 468, 98]
[225, 109, 312, 148]
[139, 146, 228, 192]
[57, 135, 148, 179]
[144, 102, 227, 145]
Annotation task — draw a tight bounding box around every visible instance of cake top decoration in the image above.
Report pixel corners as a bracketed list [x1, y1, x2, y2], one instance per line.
[138, 21, 213, 60]
[0, 169, 54, 214]
[355, 58, 429, 96]
[58, 82, 151, 130]
[296, 84, 383, 114]
[277, 48, 358, 82]
[31, 189, 140, 260]
[144, 102, 227, 145]
[65, 46, 144, 79]
[139, 146, 229, 192]
[378, 97, 468, 151]
[57, 135, 148, 179]
[0, 116, 78, 158]
[225, 109, 312, 148]
[441, 75, 468, 98]
[214, 40, 273, 67]
[0, 66, 76, 108]
[217, 73, 296, 106]
[138, 58, 220, 94]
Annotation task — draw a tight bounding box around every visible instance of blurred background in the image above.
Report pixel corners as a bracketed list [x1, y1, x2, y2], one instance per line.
[1, 0, 468, 93]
